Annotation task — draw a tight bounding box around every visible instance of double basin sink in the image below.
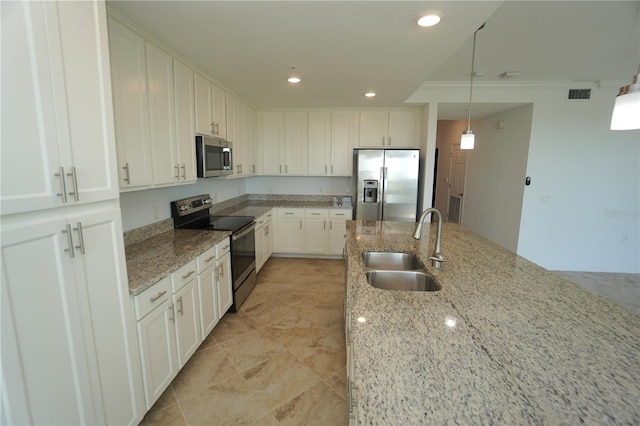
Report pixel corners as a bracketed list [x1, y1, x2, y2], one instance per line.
[362, 251, 441, 292]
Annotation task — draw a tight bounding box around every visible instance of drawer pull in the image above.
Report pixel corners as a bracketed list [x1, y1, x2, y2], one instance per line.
[150, 290, 167, 303]
[223, 245, 230, 251]
[182, 270, 195, 280]
[285, 212, 294, 215]
[205, 255, 216, 262]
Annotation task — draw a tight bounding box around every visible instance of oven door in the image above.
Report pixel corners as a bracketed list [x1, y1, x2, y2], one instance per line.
[230, 222, 256, 289]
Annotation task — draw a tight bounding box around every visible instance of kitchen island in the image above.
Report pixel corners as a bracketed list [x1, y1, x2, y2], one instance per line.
[345, 220, 639, 424]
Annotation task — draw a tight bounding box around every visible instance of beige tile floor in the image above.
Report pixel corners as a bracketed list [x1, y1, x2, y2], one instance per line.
[140, 258, 348, 426]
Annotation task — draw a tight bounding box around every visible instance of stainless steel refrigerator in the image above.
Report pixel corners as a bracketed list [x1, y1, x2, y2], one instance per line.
[353, 149, 420, 222]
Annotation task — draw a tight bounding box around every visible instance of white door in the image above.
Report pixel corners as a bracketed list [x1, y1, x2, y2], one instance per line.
[198, 264, 219, 339]
[173, 59, 197, 182]
[307, 112, 331, 175]
[217, 252, 233, 315]
[212, 84, 227, 138]
[284, 112, 308, 175]
[1, 219, 98, 425]
[447, 144, 467, 223]
[261, 112, 284, 175]
[359, 111, 387, 147]
[330, 111, 357, 176]
[305, 218, 328, 254]
[194, 73, 213, 136]
[388, 110, 419, 148]
[173, 279, 201, 368]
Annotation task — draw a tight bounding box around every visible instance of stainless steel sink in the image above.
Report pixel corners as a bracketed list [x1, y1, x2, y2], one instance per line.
[362, 251, 425, 271]
[365, 270, 442, 292]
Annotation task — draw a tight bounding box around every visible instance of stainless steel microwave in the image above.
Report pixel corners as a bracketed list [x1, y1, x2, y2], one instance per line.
[195, 135, 232, 177]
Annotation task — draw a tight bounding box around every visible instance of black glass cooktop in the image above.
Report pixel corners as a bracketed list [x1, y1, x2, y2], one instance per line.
[176, 215, 253, 233]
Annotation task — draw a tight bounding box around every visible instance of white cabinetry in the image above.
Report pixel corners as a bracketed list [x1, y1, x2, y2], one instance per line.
[212, 84, 227, 139]
[274, 208, 305, 252]
[145, 43, 177, 185]
[261, 112, 308, 175]
[108, 17, 153, 189]
[197, 245, 219, 338]
[329, 209, 351, 255]
[1, 2, 144, 424]
[359, 110, 420, 148]
[305, 209, 329, 254]
[170, 260, 200, 368]
[2, 0, 120, 215]
[255, 210, 274, 271]
[173, 59, 197, 182]
[194, 75, 227, 139]
[216, 240, 233, 315]
[134, 277, 178, 410]
[307, 111, 358, 176]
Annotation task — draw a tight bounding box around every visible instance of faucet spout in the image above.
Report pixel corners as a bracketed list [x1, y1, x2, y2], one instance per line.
[413, 208, 445, 269]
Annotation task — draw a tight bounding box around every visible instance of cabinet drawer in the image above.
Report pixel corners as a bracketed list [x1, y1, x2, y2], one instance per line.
[133, 276, 171, 320]
[255, 209, 273, 228]
[197, 245, 217, 274]
[171, 259, 197, 293]
[215, 237, 230, 258]
[278, 208, 304, 218]
[305, 208, 329, 218]
[330, 209, 352, 219]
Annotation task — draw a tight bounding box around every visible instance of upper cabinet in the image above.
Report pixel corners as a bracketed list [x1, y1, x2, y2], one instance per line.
[194, 74, 227, 139]
[172, 60, 197, 182]
[108, 18, 154, 189]
[307, 111, 358, 176]
[1, 1, 120, 215]
[261, 112, 308, 176]
[358, 109, 420, 148]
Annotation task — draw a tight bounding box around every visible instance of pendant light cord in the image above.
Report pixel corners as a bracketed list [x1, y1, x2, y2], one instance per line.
[466, 23, 485, 132]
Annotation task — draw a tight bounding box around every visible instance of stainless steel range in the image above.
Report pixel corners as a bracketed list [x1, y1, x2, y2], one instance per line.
[171, 195, 257, 312]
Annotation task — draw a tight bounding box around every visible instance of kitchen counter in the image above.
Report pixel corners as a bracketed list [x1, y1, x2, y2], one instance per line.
[126, 229, 229, 295]
[345, 220, 640, 424]
[212, 199, 352, 218]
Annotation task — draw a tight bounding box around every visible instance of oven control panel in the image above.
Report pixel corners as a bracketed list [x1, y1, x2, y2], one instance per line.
[171, 194, 213, 218]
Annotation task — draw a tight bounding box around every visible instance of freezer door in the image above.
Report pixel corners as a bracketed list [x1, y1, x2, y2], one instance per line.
[382, 150, 419, 222]
[354, 150, 384, 221]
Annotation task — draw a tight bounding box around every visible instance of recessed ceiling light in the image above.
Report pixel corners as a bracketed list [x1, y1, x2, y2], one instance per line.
[417, 13, 441, 27]
[365, 92, 376, 98]
[288, 77, 301, 83]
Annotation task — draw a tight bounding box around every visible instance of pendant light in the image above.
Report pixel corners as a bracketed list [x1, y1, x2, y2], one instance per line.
[461, 23, 485, 150]
[610, 63, 640, 130]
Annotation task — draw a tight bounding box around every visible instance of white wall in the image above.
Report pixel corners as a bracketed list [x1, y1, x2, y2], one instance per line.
[408, 81, 640, 273]
[462, 105, 533, 252]
[120, 178, 248, 231]
[246, 176, 351, 197]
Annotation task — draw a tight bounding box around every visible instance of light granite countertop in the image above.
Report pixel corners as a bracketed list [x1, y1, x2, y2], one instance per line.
[126, 229, 230, 295]
[345, 220, 640, 424]
[212, 199, 352, 218]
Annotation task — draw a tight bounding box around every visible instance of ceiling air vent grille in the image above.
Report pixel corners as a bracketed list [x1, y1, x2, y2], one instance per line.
[568, 88, 591, 100]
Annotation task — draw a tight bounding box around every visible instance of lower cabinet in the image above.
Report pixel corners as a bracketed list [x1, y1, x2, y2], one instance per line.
[274, 207, 352, 256]
[133, 237, 231, 411]
[1, 208, 145, 425]
[255, 209, 274, 271]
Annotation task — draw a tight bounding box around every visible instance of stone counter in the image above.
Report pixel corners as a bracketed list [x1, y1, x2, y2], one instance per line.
[345, 220, 640, 424]
[126, 229, 229, 295]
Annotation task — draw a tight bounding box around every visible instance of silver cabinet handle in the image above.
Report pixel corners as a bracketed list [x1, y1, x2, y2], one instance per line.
[169, 304, 175, 322]
[177, 296, 183, 315]
[265, 226, 269, 236]
[331, 165, 334, 174]
[330, 221, 333, 230]
[182, 270, 195, 280]
[382, 136, 385, 146]
[279, 165, 282, 174]
[67, 167, 79, 201]
[150, 290, 167, 303]
[181, 164, 186, 179]
[218, 264, 224, 278]
[62, 223, 74, 258]
[205, 255, 215, 263]
[223, 244, 230, 251]
[123, 162, 130, 184]
[285, 212, 294, 215]
[325, 165, 327, 174]
[73, 222, 85, 255]
[252, 164, 255, 173]
[285, 164, 288, 174]
[299, 220, 302, 230]
[388, 137, 391, 146]
[55, 166, 68, 202]
[324, 221, 326, 230]
[175, 164, 180, 179]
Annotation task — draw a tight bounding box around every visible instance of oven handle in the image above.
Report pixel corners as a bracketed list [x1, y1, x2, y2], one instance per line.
[232, 223, 256, 241]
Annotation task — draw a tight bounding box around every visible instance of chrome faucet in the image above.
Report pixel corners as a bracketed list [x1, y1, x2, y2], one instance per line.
[413, 208, 445, 269]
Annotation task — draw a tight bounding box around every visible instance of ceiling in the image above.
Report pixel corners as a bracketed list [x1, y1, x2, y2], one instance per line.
[107, 1, 640, 119]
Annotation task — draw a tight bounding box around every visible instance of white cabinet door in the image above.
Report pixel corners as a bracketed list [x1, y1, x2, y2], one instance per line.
[331, 111, 357, 176]
[234, 98, 245, 175]
[212, 84, 227, 139]
[173, 278, 201, 368]
[2, 1, 119, 215]
[265, 219, 274, 260]
[305, 219, 328, 254]
[137, 299, 178, 410]
[261, 112, 284, 175]
[108, 17, 153, 189]
[246, 106, 258, 175]
[68, 208, 145, 426]
[198, 263, 219, 339]
[173, 59, 197, 182]
[284, 112, 308, 175]
[307, 112, 331, 175]
[146, 43, 177, 185]
[217, 251, 233, 315]
[275, 210, 305, 253]
[359, 111, 388, 147]
[1, 218, 98, 425]
[388, 110, 420, 148]
[194, 73, 213, 136]
[255, 223, 266, 272]
[226, 92, 237, 144]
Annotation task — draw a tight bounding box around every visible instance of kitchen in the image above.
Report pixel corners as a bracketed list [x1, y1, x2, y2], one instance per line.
[2, 1, 639, 425]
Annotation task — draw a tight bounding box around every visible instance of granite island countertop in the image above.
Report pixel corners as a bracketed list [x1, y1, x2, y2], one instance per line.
[345, 220, 640, 424]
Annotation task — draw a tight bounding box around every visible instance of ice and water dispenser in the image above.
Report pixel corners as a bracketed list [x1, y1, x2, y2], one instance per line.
[363, 180, 379, 203]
